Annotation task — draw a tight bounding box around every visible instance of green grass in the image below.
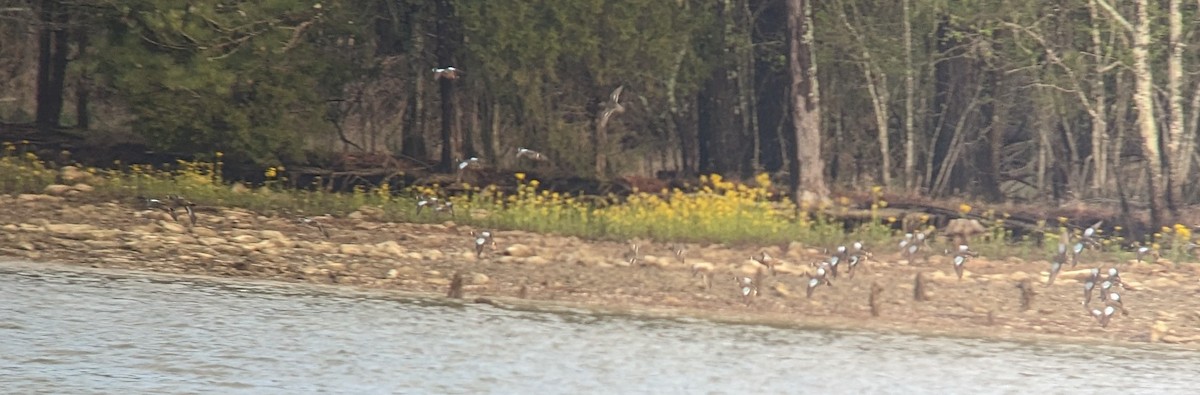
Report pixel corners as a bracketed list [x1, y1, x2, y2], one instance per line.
[1, 143, 1193, 264]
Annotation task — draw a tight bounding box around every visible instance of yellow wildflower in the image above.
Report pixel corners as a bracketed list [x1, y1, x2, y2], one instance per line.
[958, 203, 972, 214]
[515, 172, 526, 181]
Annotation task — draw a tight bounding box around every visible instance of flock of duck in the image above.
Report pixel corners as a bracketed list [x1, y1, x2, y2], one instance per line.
[139, 187, 1135, 330]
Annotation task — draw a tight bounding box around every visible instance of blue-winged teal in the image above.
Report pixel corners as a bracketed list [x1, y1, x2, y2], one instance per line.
[598, 86, 626, 130]
[1082, 268, 1100, 306]
[516, 147, 550, 162]
[1091, 305, 1117, 328]
[1047, 243, 1067, 286]
[471, 230, 497, 258]
[733, 275, 757, 305]
[457, 157, 482, 171]
[948, 244, 979, 280]
[432, 67, 463, 80]
[1106, 291, 1128, 316]
[1135, 246, 1158, 263]
[298, 217, 331, 239]
[751, 252, 777, 276]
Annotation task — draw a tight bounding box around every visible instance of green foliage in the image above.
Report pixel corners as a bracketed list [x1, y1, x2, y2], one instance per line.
[87, 0, 370, 166]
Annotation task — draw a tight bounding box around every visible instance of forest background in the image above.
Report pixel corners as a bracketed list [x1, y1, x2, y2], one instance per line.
[1, 0, 1197, 228]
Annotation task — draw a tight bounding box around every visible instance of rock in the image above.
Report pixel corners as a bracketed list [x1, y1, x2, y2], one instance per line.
[16, 194, 62, 203]
[1160, 335, 1200, 344]
[1008, 271, 1031, 282]
[325, 262, 347, 271]
[772, 283, 793, 298]
[16, 240, 36, 251]
[1152, 321, 1170, 343]
[470, 273, 490, 285]
[338, 244, 368, 256]
[44, 223, 104, 240]
[1143, 277, 1181, 289]
[347, 211, 365, 220]
[191, 227, 219, 237]
[259, 230, 288, 243]
[354, 222, 383, 231]
[373, 240, 405, 257]
[523, 256, 551, 265]
[158, 221, 188, 234]
[59, 166, 92, 183]
[424, 250, 445, 260]
[504, 244, 536, 258]
[71, 183, 94, 193]
[83, 240, 120, 249]
[229, 235, 261, 244]
[43, 184, 73, 196]
[196, 237, 226, 246]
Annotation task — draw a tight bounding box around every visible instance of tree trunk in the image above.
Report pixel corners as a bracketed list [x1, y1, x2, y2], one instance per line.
[1166, 0, 1184, 208]
[787, 0, 828, 202]
[35, 0, 68, 133]
[1086, 1, 1108, 195]
[902, 0, 916, 192]
[837, 0, 890, 188]
[1093, 0, 1164, 227]
[435, 0, 457, 172]
[74, 22, 89, 131]
[1131, 0, 1164, 227]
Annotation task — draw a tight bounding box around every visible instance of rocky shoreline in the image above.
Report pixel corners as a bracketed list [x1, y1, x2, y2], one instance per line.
[3, 189, 1200, 349]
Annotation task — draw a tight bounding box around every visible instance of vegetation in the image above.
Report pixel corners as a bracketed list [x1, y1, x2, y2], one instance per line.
[5, 142, 1198, 264]
[5, 0, 1200, 232]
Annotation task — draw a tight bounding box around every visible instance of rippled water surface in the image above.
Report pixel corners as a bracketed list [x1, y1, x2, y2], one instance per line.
[1, 260, 1197, 394]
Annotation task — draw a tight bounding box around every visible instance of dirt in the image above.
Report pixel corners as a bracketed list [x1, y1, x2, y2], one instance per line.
[2, 189, 1199, 350]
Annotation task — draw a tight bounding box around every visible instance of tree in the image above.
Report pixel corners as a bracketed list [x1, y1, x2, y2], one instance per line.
[34, 0, 68, 132]
[786, 0, 827, 202]
[1093, 0, 1165, 227]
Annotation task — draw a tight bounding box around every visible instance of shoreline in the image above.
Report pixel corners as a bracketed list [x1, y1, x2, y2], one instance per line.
[2, 192, 1199, 351]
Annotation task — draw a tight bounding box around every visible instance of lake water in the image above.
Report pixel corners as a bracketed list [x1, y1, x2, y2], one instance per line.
[0, 260, 1196, 394]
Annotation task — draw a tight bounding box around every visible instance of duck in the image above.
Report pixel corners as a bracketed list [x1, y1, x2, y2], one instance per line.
[1082, 268, 1100, 305]
[690, 261, 714, 289]
[516, 147, 550, 162]
[624, 243, 641, 267]
[1135, 246, 1158, 263]
[432, 66, 463, 80]
[1091, 305, 1117, 328]
[751, 252, 777, 276]
[165, 194, 198, 226]
[670, 245, 686, 265]
[298, 216, 331, 239]
[457, 157, 482, 171]
[733, 275, 757, 305]
[415, 195, 437, 216]
[949, 244, 979, 280]
[1106, 291, 1128, 316]
[1047, 243, 1067, 286]
[598, 85, 626, 131]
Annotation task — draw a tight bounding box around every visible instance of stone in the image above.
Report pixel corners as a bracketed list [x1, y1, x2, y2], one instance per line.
[229, 235, 261, 244]
[373, 240, 405, 257]
[191, 227, 219, 237]
[523, 256, 551, 265]
[470, 273, 490, 285]
[59, 166, 92, 183]
[43, 184, 73, 196]
[504, 244, 536, 258]
[71, 183, 94, 193]
[158, 221, 188, 234]
[16, 194, 62, 203]
[386, 269, 400, 279]
[259, 230, 288, 243]
[338, 244, 367, 256]
[83, 240, 120, 249]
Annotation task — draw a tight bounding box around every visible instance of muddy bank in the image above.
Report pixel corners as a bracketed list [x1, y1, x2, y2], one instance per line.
[2, 189, 1199, 349]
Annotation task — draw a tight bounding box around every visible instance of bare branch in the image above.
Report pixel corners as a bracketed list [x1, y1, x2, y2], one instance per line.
[1091, 0, 1134, 34]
